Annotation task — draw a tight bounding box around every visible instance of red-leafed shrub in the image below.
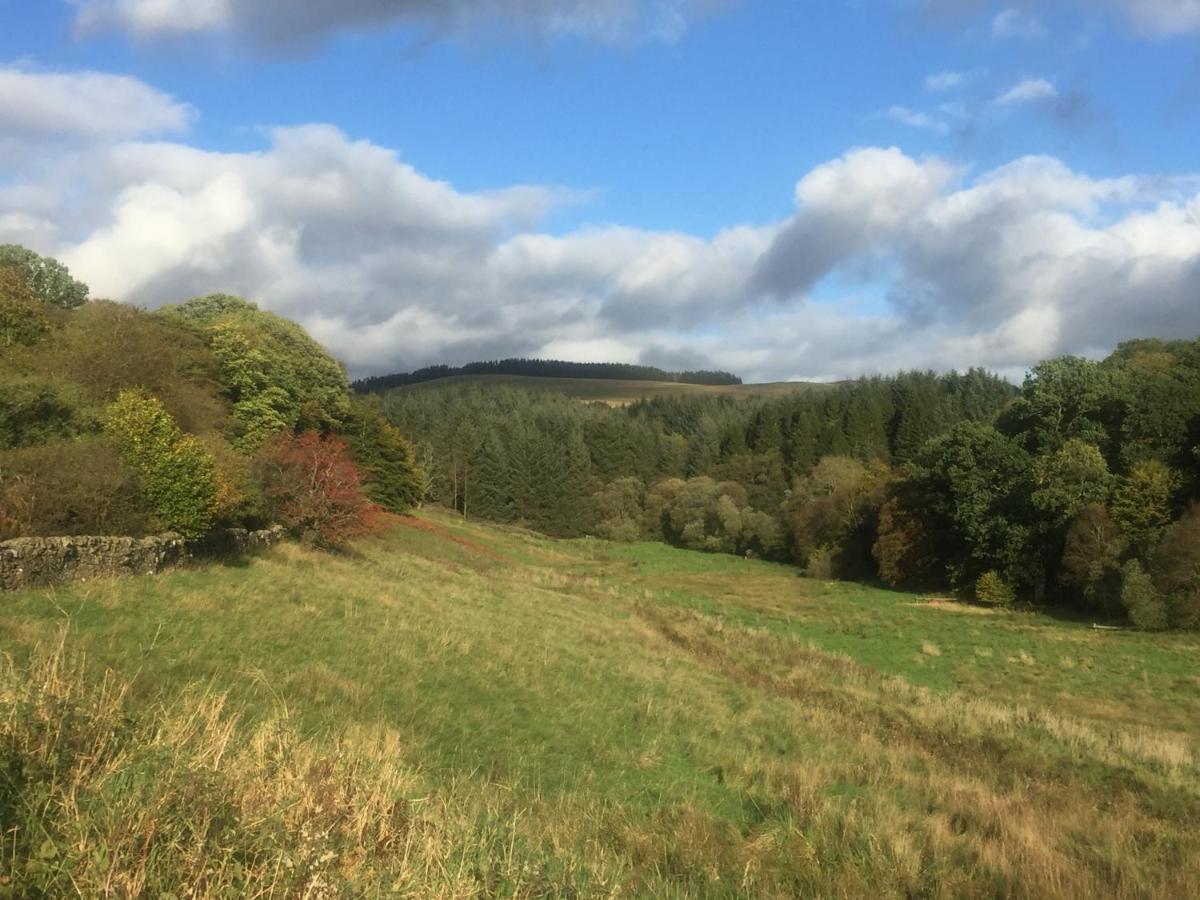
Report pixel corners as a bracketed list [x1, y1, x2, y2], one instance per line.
[256, 432, 381, 547]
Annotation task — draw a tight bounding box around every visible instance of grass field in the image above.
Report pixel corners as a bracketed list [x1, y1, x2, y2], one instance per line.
[2, 511, 1199, 897]
[390, 374, 835, 405]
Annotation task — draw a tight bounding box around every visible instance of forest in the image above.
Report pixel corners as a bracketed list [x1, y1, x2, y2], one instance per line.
[0, 245, 421, 548]
[352, 359, 743, 393]
[3, 243, 1198, 630]
[380, 348, 1200, 630]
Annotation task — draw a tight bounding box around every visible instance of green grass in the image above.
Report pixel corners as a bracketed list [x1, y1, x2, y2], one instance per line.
[2, 510, 1199, 897]
[393, 373, 834, 405]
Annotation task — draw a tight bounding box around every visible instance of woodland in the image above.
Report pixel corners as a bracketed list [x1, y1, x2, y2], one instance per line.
[3, 243, 1198, 629]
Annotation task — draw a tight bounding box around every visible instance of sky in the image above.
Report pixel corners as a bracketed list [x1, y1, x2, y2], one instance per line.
[1, 1, 1199, 382]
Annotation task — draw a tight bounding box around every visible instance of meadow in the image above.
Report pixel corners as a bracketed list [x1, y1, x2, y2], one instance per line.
[2, 510, 1198, 897]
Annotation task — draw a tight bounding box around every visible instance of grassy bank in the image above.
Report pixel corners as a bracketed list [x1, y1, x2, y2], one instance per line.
[2, 511, 1198, 897]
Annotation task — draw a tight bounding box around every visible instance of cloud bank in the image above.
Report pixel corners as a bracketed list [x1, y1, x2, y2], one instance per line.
[2, 67, 1199, 382]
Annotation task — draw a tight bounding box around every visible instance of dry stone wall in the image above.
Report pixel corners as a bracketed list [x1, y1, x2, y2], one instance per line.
[0, 526, 286, 592]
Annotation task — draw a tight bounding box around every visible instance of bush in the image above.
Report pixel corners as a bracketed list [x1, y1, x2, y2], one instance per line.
[104, 391, 218, 538]
[975, 571, 1015, 606]
[0, 438, 150, 539]
[256, 432, 379, 546]
[1121, 560, 1169, 631]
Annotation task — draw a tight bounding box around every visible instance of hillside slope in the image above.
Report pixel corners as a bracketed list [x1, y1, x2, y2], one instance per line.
[2, 512, 1198, 897]
[388, 373, 834, 405]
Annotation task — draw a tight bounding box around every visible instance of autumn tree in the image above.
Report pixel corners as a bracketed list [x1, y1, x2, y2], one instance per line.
[256, 432, 378, 546]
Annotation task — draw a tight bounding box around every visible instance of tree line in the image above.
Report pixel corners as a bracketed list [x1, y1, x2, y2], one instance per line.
[1, 246, 420, 547]
[384, 351, 1200, 629]
[352, 359, 742, 393]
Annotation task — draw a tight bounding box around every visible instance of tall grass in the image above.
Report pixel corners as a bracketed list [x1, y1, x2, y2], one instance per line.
[2, 511, 1198, 897]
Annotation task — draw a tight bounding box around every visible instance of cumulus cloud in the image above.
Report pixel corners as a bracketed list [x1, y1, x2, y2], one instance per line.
[0, 65, 194, 141]
[69, 0, 726, 49]
[752, 147, 958, 299]
[2, 87, 1199, 381]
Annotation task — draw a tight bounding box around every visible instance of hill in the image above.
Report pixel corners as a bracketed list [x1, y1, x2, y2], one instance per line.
[386, 372, 834, 405]
[3, 511, 1198, 896]
[352, 358, 743, 393]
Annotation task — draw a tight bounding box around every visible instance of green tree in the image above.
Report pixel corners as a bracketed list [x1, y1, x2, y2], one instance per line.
[104, 391, 218, 538]
[159, 295, 350, 450]
[341, 398, 421, 514]
[909, 422, 1034, 591]
[1104, 339, 1200, 470]
[873, 488, 937, 588]
[0, 245, 89, 309]
[592, 477, 645, 542]
[1059, 504, 1126, 613]
[1111, 459, 1179, 556]
[1031, 440, 1113, 528]
[1151, 504, 1200, 630]
[787, 456, 890, 577]
[998, 357, 1115, 457]
[1121, 560, 1169, 631]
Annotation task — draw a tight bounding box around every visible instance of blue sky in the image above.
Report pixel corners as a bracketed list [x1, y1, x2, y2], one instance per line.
[2, 1, 1199, 380]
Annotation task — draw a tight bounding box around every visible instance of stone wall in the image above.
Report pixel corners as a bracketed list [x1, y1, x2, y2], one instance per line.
[0, 526, 286, 592]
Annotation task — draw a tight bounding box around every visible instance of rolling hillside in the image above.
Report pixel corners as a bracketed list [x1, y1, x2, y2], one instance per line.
[387, 373, 836, 405]
[3, 511, 1198, 897]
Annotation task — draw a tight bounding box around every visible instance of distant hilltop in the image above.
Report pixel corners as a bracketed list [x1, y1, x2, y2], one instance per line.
[352, 359, 743, 393]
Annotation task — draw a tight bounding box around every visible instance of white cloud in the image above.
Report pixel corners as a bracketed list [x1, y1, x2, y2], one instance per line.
[68, 0, 724, 49]
[2, 76, 1199, 382]
[924, 70, 965, 92]
[992, 7, 1048, 39]
[0, 65, 194, 141]
[886, 105, 951, 134]
[996, 77, 1059, 105]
